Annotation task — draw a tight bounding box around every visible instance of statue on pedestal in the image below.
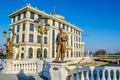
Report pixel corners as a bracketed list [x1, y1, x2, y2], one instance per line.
[6, 37, 12, 59]
[54, 28, 68, 62]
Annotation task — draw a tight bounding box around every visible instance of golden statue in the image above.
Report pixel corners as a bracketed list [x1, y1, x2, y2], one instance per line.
[54, 28, 68, 62]
[6, 37, 12, 59]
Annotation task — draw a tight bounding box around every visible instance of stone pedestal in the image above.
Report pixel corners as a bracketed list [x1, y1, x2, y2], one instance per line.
[2, 59, 13, 74]
[50, 62, 68, 80]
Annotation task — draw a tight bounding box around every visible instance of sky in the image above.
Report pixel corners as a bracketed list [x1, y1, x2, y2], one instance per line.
[0, 0, 120, 53]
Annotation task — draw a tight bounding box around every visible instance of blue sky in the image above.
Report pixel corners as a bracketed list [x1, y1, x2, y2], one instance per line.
[0, 0, 120, 53]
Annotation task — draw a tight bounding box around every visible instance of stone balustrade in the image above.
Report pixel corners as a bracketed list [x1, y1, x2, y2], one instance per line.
[3, 59, 43, 74]
[67, 66, 120, 80]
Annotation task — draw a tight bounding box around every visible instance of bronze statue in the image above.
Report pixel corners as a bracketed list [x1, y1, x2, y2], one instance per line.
[6, 37, 12, 59]
[54, 28, 68, 62]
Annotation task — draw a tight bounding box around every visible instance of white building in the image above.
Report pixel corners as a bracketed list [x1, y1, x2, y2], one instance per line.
[8, 4, 85, 61]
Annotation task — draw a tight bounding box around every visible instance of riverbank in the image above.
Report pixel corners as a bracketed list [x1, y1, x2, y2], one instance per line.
[68, 60, 110, 66]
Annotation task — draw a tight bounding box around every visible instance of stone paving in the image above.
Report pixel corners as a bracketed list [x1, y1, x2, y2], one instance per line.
[0, 71, 44, 80]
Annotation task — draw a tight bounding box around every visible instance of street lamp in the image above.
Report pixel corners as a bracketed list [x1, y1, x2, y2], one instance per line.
[3, 27, 16, 59]
[34, 17, 50, 59]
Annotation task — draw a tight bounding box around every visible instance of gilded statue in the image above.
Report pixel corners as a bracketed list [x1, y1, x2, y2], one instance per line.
[54, 28, 68, 62]
[6, 37, 12, 59]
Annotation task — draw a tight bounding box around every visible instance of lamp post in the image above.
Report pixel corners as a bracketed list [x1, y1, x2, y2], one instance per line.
[34, 17, 50, 59]
[3, 27, 16, 59]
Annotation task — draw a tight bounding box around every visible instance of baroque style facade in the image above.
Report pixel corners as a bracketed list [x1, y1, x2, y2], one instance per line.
[8, 4, 85, 60]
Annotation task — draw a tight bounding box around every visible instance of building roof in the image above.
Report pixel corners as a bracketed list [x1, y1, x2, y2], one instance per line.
[8, 4, 83, 32]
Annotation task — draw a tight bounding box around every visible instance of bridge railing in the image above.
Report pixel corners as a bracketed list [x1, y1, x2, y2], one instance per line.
[3, 60, 43, 74]
[66, 66, 120, 80]
[12, 60, 43, 74]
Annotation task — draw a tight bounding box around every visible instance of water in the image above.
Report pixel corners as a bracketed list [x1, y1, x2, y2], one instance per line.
[103, 61, 120, 66]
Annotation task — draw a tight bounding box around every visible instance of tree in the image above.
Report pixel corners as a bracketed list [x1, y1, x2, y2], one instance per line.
[94, 49, 107, 56]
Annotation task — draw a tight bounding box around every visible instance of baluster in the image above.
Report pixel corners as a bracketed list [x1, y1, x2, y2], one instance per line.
[119, 70, 120, 80]
[23, 63, 25, 71]
[26, 62, 29, 71]
[12, 64, 14, 73]
[102, 70, 106, 80]
[35, 63, 36, 71]
[15, 64, 17, 72]
[31, 63, 33, 71]
[81, 69, 84, 80]
[19, 64, 20, 71]
[113, 70, 117, 80]
[90, 69, 94, 80]
[96, 69, 100, 80]
[86, 70, 89, 80]
[76, 67, 79, 80]
[107, 70, 111, 80]
[71, 69, 74, 80]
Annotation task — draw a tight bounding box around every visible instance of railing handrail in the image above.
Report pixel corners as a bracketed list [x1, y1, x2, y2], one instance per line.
[67, 66, 120, 70]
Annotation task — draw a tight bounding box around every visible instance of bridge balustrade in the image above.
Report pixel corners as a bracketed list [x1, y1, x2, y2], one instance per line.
[10, 60, 43, 74]
[67, 66, 120, 80]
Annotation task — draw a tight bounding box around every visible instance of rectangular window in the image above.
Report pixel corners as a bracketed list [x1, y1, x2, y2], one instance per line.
[52, 20, 55, 26]
[66, 26, 68, 31]
[23, 12, 26, 18]
[44, 27, 47, 34]
[79, 31, 80, 35]
[30, 12, 34, 19]
[76, 30, 77, 34]
[74, 29, 75, 33]
[79, 44, 81, 48]
[37, 35, 41, 43]
[44, 18, 48, 23]
[30, 23, 34, 31]
[17, 24, 20, 32]
[79, 38, 81, 42]
[62, 24, 65, 30]
[18, 14, 20, 21]
[12, 27, 14, 33]
[44, 37, 47, 44]
[71, 35, 72, 46]
[76, 37, 78, 41]
[76, 43, 78, 48]
[59, 22, 61, 29]
[29, 34, 33, 42]
[22, 34, 25, 42]
[16, 35, 19, 43]
[13, 17, 15, 22]
[71, 49, 73, 57]
[71, 27, 72, 32]
[38, 15, 41, 20]
[23, 23, 25, 31]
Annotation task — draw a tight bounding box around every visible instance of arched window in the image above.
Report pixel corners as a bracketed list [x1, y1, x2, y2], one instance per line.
[37, 48, 41, 58]
[28, 47, 33, 58]
[44, 49, 47, 58]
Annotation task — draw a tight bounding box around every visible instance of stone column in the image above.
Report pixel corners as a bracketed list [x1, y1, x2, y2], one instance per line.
[50, 63, 68, 80]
